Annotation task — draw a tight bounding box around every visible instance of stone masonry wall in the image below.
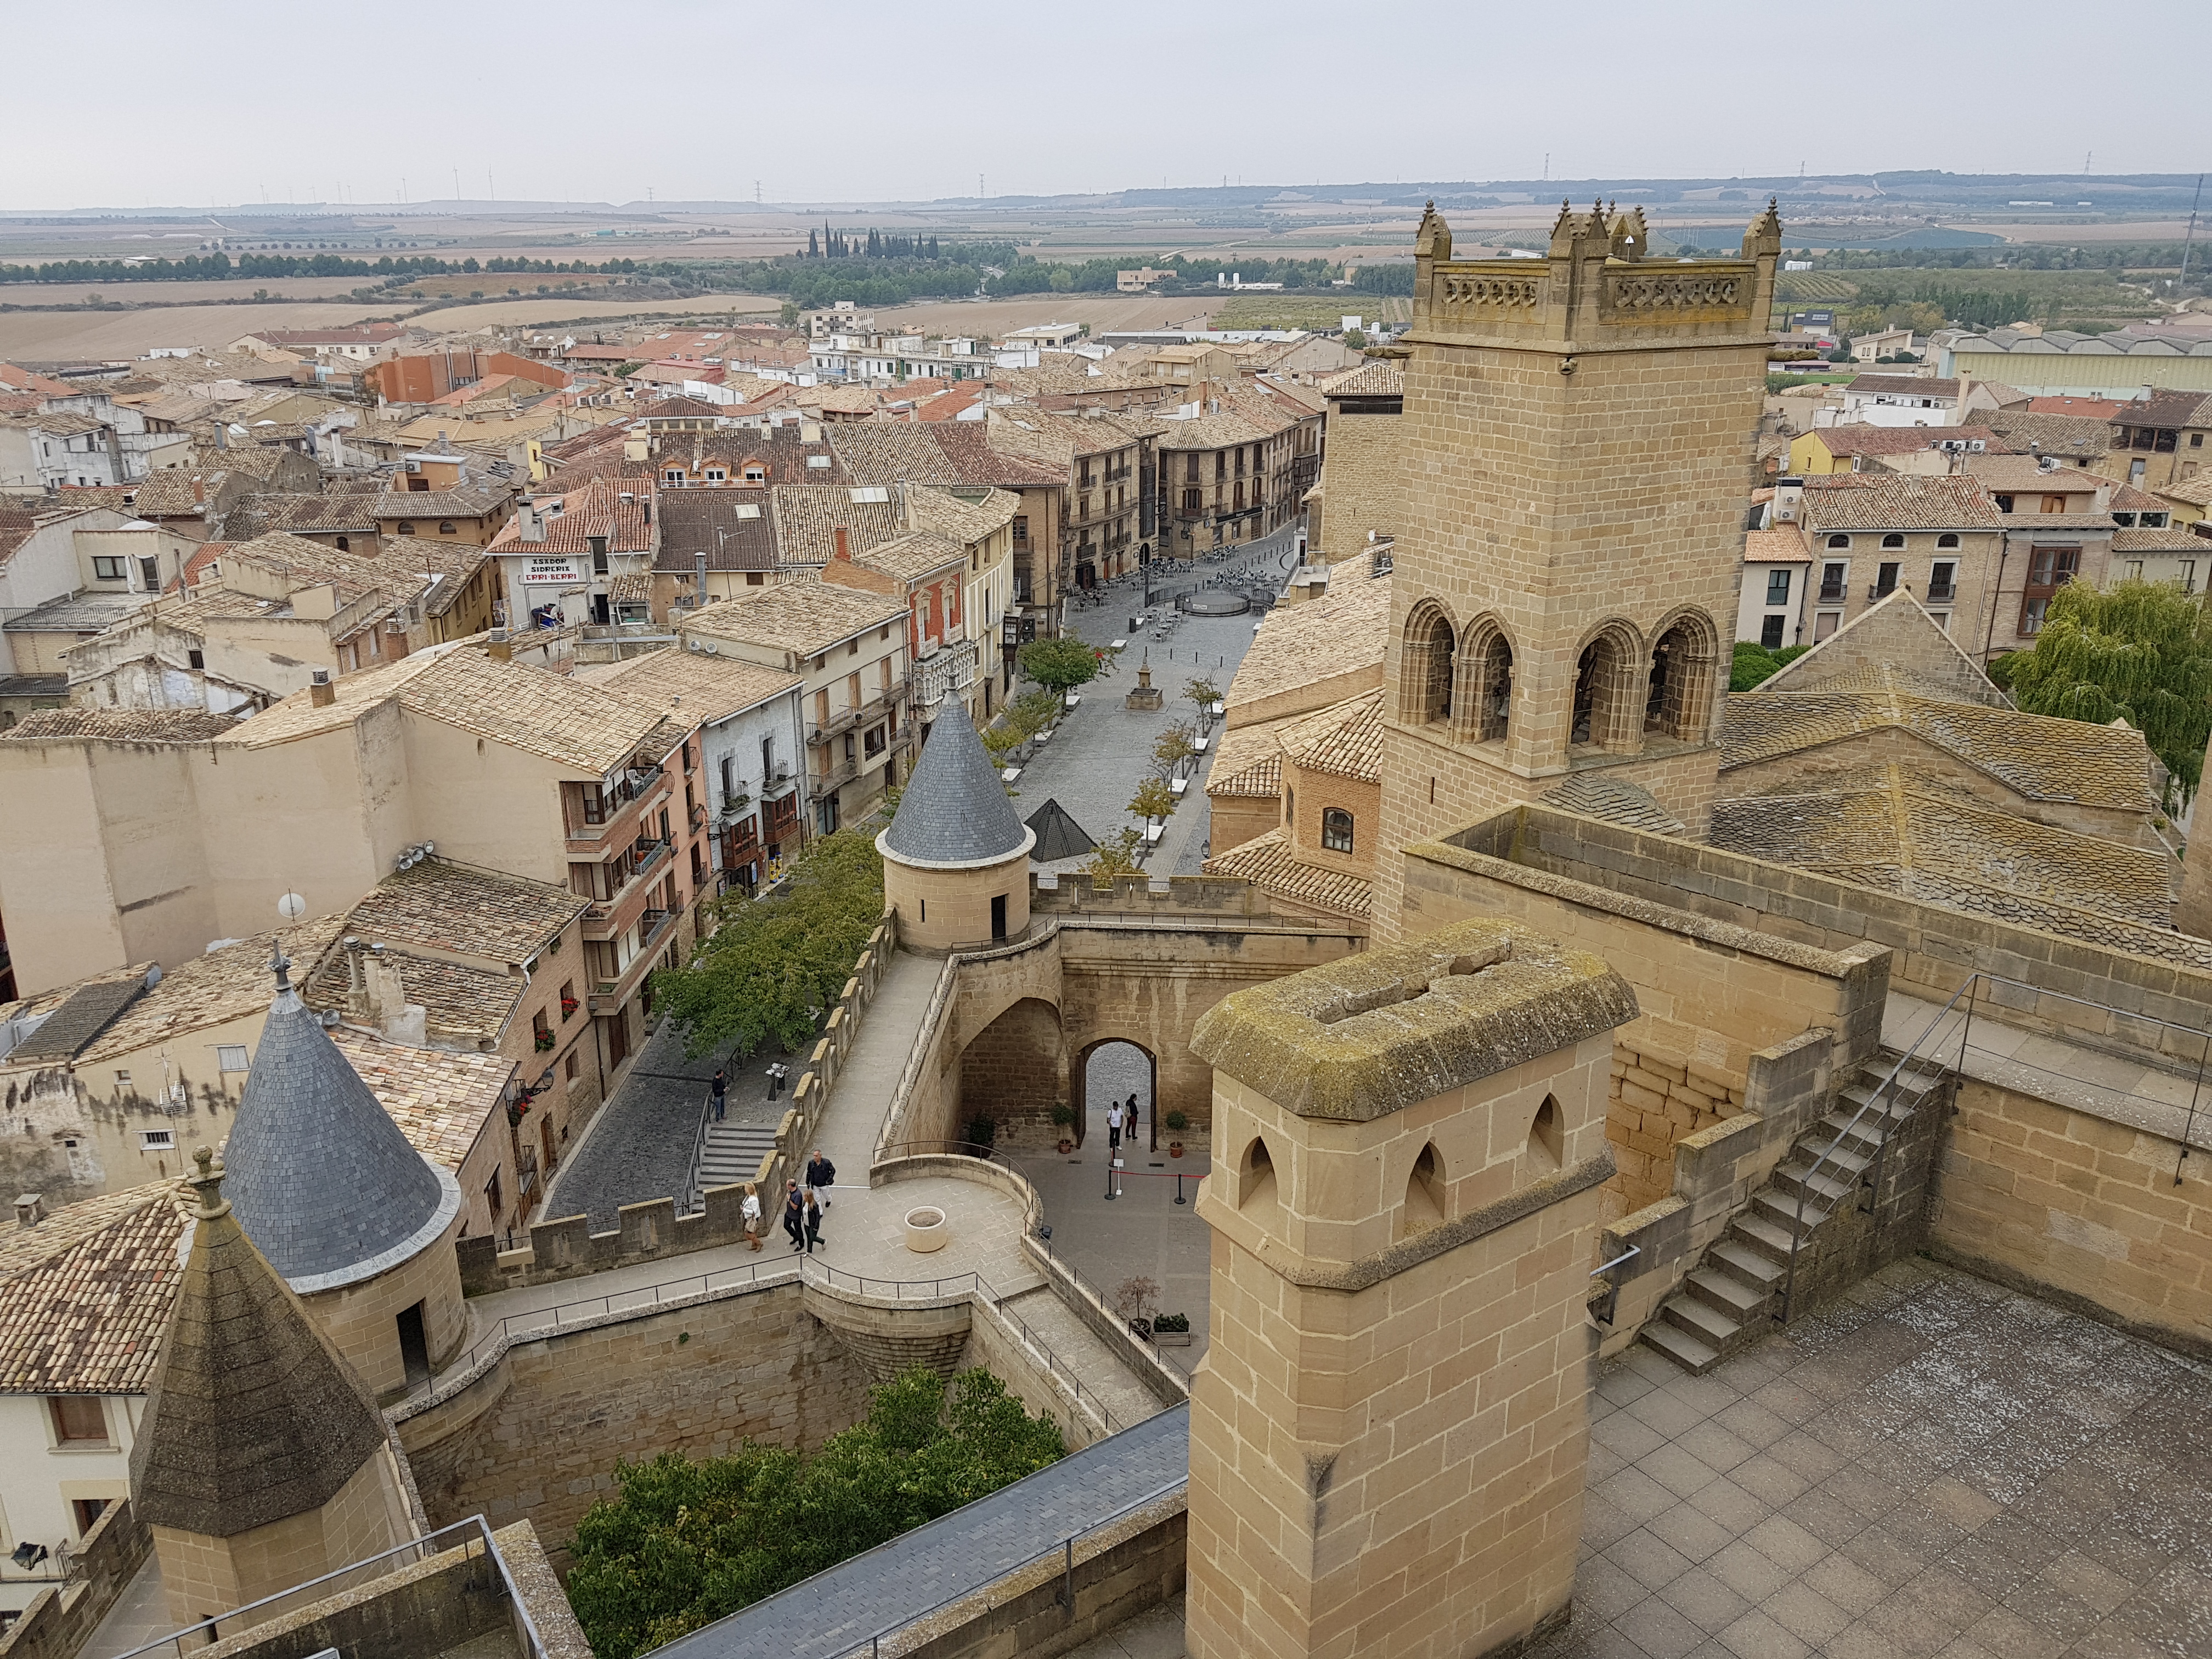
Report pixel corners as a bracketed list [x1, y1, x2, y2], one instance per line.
[1931, 1077, 2212, 1361]
[1608, 1041, 1747, 1214]
[397, 1281, 871, 1556]
[958, 996, 1068, 1132]
[1308, 407, 1403, 562]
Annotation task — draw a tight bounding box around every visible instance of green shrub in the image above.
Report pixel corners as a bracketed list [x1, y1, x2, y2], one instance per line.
[566, 1368, 1064, 1658]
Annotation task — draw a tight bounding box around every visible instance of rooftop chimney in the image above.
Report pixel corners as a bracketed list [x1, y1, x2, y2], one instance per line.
[488, 626, 512, 662]
[14, 1193, 42, 1230]
[308, 668, 335, 707]
[834, 526, 850, 562]
[193, 478, 205, 504]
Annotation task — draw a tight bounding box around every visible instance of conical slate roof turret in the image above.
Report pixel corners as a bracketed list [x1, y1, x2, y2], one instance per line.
[128, 1148, 393, 1537]
[877, 704, 1034, 867]
[222, 947, 459, 1292]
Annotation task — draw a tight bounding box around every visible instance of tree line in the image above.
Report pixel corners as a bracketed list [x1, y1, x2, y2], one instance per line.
[0, 251, 647, 284]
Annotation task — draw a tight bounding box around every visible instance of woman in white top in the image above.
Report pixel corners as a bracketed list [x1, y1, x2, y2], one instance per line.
[741, 1182, 764, 1251]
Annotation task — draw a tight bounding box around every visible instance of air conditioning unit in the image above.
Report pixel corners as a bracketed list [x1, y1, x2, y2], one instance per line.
[1969, 441, 1986, 453]
[686, 637, 704, 652]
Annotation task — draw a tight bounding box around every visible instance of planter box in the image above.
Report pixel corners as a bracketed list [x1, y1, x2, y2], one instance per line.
[1154, 1330, 1193, 1347]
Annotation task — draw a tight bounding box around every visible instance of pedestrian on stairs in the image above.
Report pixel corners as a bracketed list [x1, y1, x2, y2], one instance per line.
[741, 1182, 763, 1251]
[710, 1068, 727, 1124]
[782, 1180, 806, 1252]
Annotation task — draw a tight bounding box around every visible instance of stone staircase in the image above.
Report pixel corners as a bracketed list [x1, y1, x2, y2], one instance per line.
[1641, 1053, 1949, 1374]
[691, 1122, 779, 1209]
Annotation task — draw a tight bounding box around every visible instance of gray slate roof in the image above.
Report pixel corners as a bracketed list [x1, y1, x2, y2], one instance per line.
[223, 977, 460, 1291]
[878, 704, 1031, 867]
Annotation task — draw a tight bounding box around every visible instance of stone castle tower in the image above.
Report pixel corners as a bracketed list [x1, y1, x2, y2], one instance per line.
[129, 1147, 413, 1627]
[1372, 200, 1782, 939]
[876, 703, 1034, 952]
[1184, 918, 1637, 1659]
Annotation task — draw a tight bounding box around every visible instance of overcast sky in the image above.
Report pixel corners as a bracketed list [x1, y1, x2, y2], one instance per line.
[9, 0, 2205, 211]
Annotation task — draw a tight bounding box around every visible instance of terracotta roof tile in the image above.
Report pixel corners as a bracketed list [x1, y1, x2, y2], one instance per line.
[0, 1183, 188, 1395]
[1203, 826, 1372, 919]
[1277, 688, 1384, 781]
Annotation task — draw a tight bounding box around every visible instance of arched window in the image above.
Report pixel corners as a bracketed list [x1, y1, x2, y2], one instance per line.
[1881, 533, 1905, 550]
[438, 521, 456, 535]
[1239, 1137, 1278, 1211]
[1403, 1142, 1446, 1237]
[1826, 533, 1850, 549]
[1937, 533, 1960, 549]
[1321, 808, 1354, 853]
[1645, 613, 1719, 742]
[1399, 602, 1455, 727]
[397, 522, 415, 536]
[1479, 631, 1513, 742]
[1572, 629, 1638, 751]
[1529, 1096, 1563, 1169]
[334, 535, 350, 551]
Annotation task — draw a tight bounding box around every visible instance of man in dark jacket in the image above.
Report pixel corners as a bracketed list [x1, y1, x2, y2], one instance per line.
[782, 1181, 806, 1252]
[806, 1150, 836, 1208]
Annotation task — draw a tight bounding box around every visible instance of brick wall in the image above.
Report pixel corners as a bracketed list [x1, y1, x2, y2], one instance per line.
[1931, 1077, 2212, 1361]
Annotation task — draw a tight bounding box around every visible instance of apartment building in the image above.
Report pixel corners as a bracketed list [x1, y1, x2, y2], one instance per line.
[590, 647, 807, 894]
[0, 411, 123, 492]
[0, 646, 709, 1089]
[819, 528, 986, 730]
[2103, 390, 2212, 490]
[373, 435, 516, 547]
[680, 582, 909, 834]
[981, 407, 1154, 591]
[1153, 384, 1319, 557]
[489, 475, 657, 630]
[1778, 475, 2006, 648]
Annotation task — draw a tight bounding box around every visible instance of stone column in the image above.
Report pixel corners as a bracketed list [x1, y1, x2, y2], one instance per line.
[1184, 919, 1636, 1659]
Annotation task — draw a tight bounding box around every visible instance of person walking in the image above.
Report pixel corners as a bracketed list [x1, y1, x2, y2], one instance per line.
[1125, 1092, 1141, 1149]
[741, 1182, 763, 1251]
[782, 1180, 806, 1252]
[804, 1188, 825, 1253]
[710, 1068, 727, 1124]
[1106, 1099, 1123, 1153]
[805, 1149, 836, 1211]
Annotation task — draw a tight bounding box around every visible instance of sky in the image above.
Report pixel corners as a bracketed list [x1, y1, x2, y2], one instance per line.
[7, 0, 2207, 211]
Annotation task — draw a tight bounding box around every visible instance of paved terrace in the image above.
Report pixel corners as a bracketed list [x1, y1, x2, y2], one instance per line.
[1068, 1256, 2212, 1659]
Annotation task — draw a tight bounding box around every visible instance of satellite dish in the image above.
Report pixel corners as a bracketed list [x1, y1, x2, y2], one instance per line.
[276, 892, 307, 921]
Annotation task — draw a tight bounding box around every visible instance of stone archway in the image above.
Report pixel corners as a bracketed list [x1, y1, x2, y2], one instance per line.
[1073, 1039, 1159, 1152]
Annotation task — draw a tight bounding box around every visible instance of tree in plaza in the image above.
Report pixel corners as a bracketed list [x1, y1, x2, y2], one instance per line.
[1152, 721, 1196, 778]
[566, 1367, 1064, 1659]
[1130, 776, 1177, 821]
[1183, 675, 1221, 717]
[1079, 827, 1146, 882]
[1017, 636, 1115, 697]
[1996, 579, 2212, 809]
[646, 829, 885, 1059]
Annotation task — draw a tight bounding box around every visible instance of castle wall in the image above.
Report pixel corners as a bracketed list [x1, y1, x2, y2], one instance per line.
[396, 1278, 871, 1556]
[304, 1217, 469, 1403]
[1931, 1075, 2212, 1361]
[1398, 833, 1888, 1210]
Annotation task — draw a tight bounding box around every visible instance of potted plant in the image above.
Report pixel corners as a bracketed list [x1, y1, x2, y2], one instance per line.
[1049, 1102, 1075, 1154]
[1153, 1311, 1193, 1346]
[964, 1114, 997, 1153]
[1165, 1109, 1188, 1158]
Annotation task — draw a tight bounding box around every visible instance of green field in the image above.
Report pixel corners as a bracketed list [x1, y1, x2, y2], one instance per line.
[1212, 294, 1410, 330]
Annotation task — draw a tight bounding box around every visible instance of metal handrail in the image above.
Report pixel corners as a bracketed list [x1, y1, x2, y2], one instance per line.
[825, 1475, 1187, 1659]
[1589, 1244, 1641, 1328]
[1776, 974, 1977, 1322]
[109, 1515, 541, 1659]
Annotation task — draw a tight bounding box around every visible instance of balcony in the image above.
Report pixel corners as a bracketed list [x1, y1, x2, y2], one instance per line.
[582, 837, 673, 938]
[565, 763, 669, 847]
[1926, 582, 1956, 602]
[808, 689, 903, 746]
[586, 907, 681, 1014]
[1818, 582, 1846, 603]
